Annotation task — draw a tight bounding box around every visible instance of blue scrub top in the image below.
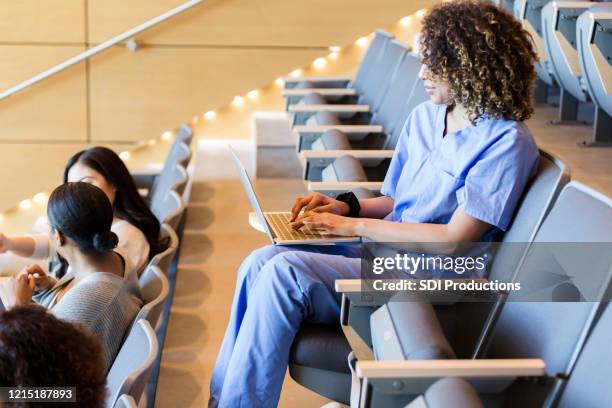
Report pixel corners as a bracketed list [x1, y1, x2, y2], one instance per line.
[381, 101, 539, 242]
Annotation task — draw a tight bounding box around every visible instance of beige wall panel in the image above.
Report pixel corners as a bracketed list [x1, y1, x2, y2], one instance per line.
[0, 46, 87, 142]
[88, 0, 435, 46]
[0, 143, 87, 211]
[88, 46, 321, 142]
[0, 0, 85, 43]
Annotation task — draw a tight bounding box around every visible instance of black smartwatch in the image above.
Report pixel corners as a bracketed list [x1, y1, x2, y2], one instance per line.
[336, 192, 361, 218]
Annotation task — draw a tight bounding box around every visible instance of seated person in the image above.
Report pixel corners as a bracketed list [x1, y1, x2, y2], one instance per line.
[0, 182, 143, 370]
[209, 1, 540, 406]
[0, 147, 160, 277]
[0, 305, 107, 407]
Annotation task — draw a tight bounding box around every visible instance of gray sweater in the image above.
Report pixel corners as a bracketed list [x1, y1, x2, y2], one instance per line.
[35, 271, 143, 370]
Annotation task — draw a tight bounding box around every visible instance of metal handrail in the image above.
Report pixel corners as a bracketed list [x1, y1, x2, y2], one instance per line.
[0, 0, 204, 101]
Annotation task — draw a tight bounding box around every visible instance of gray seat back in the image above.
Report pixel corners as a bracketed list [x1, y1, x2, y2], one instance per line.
[113, 394, 137, 408]
[150, 163, 188, 212]
[515, 0, 558, 85]
[151, 190, 185, 231]
[383, 78, 430, 150]
[542, 1, 593, 103]
[484, 182, 612, 377]
[150, 141, 191, 200]
[358, 40, 408, 108]
[149, 223, 179, 275]
[134, 265, 169, 330]
[577, 3, 612, 117]
[557, 304, 612, 407]
[369, 53, 422, 132]
[106, 320, 159, 408]
[353, 30, 395, 93]
[176, 123, 194, 147]
[488, 150, 570, 282]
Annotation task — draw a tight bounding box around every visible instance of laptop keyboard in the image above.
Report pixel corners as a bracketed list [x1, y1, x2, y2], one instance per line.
[265, 212, 327, 241]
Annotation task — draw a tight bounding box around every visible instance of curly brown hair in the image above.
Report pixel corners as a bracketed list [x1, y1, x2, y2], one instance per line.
[420, 0, 538, 121]
[0, 305, 107, 407]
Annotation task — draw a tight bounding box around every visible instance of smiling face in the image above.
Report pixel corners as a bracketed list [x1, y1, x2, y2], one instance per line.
[66, 162, 116, 206]
[418, 63, 452, 105]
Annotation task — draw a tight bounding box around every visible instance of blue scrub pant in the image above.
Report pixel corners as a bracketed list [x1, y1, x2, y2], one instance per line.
[209, 244, 362, 407]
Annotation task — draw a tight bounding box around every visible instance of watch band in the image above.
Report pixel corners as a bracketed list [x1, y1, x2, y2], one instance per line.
[336, 192, 361, 218]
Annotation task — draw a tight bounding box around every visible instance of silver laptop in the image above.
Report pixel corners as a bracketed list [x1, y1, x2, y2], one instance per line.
[230, 148, 360, 245]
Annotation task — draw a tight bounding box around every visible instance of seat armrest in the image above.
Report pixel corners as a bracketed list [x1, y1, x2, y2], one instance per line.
[283, 76, 351, 86]
[308, 181, 383, 197]
[294, 125, 384, 135]
[288, 104, 370, 113]
[302, 150, 393, 175]
[302, 150, 394, 159]
[282, 88, 357, 97]
[356, 359, 546, 379]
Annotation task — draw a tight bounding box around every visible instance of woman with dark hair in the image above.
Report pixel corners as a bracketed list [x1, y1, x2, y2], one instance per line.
[209, 2, 540, 406]
[0, 182, 142, 369]
[0, 305, 107, 407]
[0, 146, 159, 277]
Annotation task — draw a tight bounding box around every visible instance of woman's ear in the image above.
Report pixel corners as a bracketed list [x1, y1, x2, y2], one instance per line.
[53, 229, 65, 247]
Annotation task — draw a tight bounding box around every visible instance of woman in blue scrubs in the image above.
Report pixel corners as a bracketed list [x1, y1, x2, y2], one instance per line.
[210, 1, 540, 406]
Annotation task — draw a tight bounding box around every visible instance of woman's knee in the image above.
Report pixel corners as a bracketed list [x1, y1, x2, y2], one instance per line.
[237, 245, 289, 283]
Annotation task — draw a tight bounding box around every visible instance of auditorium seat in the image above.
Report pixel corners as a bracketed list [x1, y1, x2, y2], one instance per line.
[390, 303, 611, 408]
[151, 189, 185, 231]
[352, 181, 612, 407]
[289, 150, 570, 404]
[514, 0, 559, 90]
[288, 40, 410, 127]
[542, 1, 593, 123]
[113, 394, 137, 408]
[282, 30, 394, 106]
[106, 320, 159, 408]
[134, 265, 170, 331]
[132, 124, 193, 194]
[577, 2, 612, 145]
[149, 223, 179, 275]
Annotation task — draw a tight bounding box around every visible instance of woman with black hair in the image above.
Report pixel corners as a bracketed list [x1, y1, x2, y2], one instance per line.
[0, 146, 160, 277]
[0, 182, 142, 370]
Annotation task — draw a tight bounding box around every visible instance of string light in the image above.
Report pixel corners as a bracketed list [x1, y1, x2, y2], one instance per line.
[289, 69, 302, 77]
[147, 139, 157, 147]
[119, 151, 130, 160]
[400, 16, 412, 26]
[329, 52, 339, 60]
[204, 110, 216, 120]
[247, 90, 259, 100]
[232, 96, 244, 107]
[416, 9, 427, 18]
[313, 58, 327, 69]
[19, 199, 32, 210]
[275, 77, 285, 87]
[329, 46, 342, 53]
[162, 131, 173, 141]
[356, 37, 369, 47]
[33, 192, 46, 205]
[191, 115, 200, 124]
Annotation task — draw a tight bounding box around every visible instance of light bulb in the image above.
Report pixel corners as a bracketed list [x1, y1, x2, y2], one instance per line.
[33, 192, 47, 204]
[313, 58, 327, 69]
[19, 199, 32, 210]
[232, 96, 244, 107]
